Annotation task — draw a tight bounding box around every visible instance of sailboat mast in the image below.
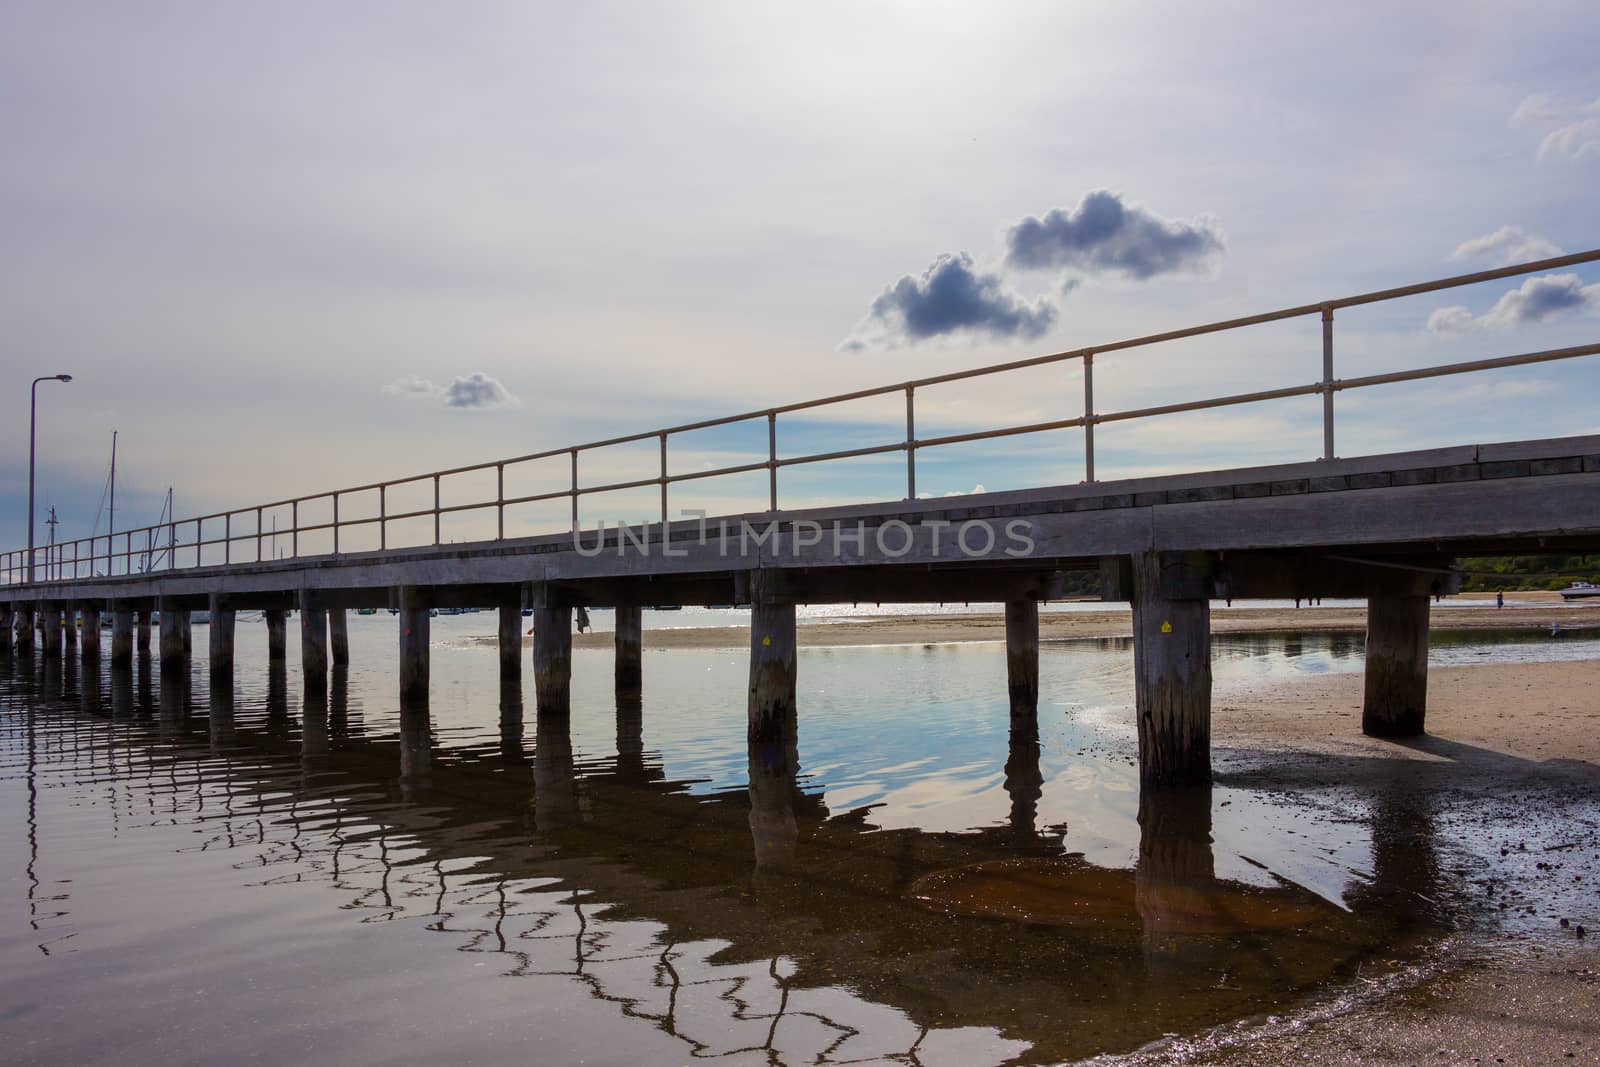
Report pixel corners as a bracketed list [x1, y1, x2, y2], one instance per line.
[108, 431, 117, 576]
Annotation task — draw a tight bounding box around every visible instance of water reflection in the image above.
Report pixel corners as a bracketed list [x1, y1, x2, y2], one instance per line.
[0, 629, 1580, 1065]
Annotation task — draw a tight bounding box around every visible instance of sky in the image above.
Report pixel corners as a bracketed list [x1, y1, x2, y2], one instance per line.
[2, 1, 1598, 565]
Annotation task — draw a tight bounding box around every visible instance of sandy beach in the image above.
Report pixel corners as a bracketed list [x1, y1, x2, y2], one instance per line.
[551, 592, 1598, 651]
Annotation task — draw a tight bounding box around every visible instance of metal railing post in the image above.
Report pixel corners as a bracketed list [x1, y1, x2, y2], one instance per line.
[256, 507, 264, 563]
[767, 412, 778, 511]
[1083, 352, 1096, 482]
[569, 449, 579, 529]
[1321, 306, 1335, 460]
[224, 513, 231, 564]
[332, 493, 340, 554]
[379, 486, 387, 549]
[291, 501, 298, 559]
[905, 385, 916, 500]
[433, 476, 442, 545]
[195, 519, 202, 568]
[658, 433, 669, 524]
[496, 465, 505, 540]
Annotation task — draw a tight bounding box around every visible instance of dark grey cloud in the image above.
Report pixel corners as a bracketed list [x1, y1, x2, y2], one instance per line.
[382, 372, 519, 409]
[1427, 272, 1600, 334]
[856, 252, 1056, 345]
[1004, 190, 1224, 279]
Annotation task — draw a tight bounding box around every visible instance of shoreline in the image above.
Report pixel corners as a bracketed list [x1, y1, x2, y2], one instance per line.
[548, 594, 1599, 651]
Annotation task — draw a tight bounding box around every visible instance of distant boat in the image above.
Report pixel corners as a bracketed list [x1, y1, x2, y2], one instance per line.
[1559, 582, 1600, 601]
[356, 607, 377, 615]
[650, 605, 682, 611]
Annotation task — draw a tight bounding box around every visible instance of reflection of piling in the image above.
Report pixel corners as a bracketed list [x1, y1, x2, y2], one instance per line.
[1136, 784, 1216, 966]
[499, 679, 526, 763]
[1003, 730, 1044, 845]
[533, 712, 577, 830]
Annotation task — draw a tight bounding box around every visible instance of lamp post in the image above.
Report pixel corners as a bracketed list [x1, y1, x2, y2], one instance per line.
[28, 374, 73, 583]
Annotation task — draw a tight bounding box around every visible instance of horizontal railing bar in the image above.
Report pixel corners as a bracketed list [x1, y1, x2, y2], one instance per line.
[1332, 341, 1600, 392]
[663, 459, 773, 485]
[776, 441, 907, 467]
[1092, 383, 1325, 426]
[915, 416, 1089, 451]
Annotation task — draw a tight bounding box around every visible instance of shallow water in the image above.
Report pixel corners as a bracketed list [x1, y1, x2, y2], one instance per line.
[1, 621, 1595, 1065]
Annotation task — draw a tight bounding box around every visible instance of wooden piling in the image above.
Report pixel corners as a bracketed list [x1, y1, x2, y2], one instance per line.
[264, 609, 287, 663]
[16, 610, 35, 656]
[300, 598, 328, 695]
[111, 605, 134, 667]
[136, 609, 152, 659]
[1131, 550, 1212, 786]
[532, 589, 572, 718]
[748, 572, 797, 745]
[328, 608, 349, 666]
[0, 606, 11, 654]
[40, 607, 62, 657]
[1363, 592, 1430, 737]
[1005, 598, 1039, 729]
[614, 604, 642, 698]
[208, 595, 236, 676]
[80, 605, 101, 660]
[63, 609, 78, 650]
[398, 586, 430, 709]
[498, 601, 521, 681]
[158, 603, 189, 677]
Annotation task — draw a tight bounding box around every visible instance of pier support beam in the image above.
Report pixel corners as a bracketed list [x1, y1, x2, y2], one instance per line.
[615, 604, 642, 699]
[265, 609, 287, 663]
[16, 610, 34, 656]
[1005, 599, 1039, 730]
[532, 586, 572, 717]
[1363, 592, 1430, 737]
[498, 600, 522, 682]
[0, 606, 11, 654]
[748, 571, 797, 745]
[208, 595, 236, 676]
[79, 605, 101, 661]
[110, 605, 134, 667]
[158, 601, 189, 677]
[328, 608, 349, 666]
[398, 586, 430, 709]
[63, 610, 78, 651]
[1131, 551, 1212, 786]
[136, 609, 152, 660]
[300, 595, 328, 696]
[40, 607, 62, 658]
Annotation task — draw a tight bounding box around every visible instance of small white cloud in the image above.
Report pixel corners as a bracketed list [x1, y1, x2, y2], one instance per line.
[1427, 273, 1600, 334]
[382, 372, 519, 409]
[1451, 226, 1561, 265]
[1510, 93, 1600, 161]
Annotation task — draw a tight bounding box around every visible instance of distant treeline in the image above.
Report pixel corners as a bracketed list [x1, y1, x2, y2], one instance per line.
[1456, 555, 1600, 592]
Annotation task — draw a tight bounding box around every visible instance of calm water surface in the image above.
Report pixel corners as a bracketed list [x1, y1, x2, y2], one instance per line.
[2, 619, 1596, 1065]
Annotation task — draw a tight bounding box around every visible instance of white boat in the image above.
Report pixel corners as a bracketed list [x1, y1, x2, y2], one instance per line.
[1559, 582, 1600, 601]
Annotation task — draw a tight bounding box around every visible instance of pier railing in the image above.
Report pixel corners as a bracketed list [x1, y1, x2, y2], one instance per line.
[7, 249, 1600, 585]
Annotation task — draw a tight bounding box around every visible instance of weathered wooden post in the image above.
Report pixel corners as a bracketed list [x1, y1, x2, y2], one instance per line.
[158, 600, 189, 677]
[136, 607, 152, 660]
[328, 608, 349, 666]
[615, 603, 643, 699]
[299, 592, 328, 696]
[1005, 598, 1039, 730]
[264, 609, 287, 664]
[531, 584, 572, 717]
[398, 586, 430, 709]
[208, 594, 236, 676]
[110, 603, 134, 668]
[40, 606, 62, 658]
[497, 597, 522, 681]
[63, 608, 78, 651]
[748, 569, 797, 746]
[16, 609, 35, 656]
[1131, 551, 1212, 786]
[79, 604, 101, 661]
[1363, 592, 1430, 736]
[0, 605, 12, 654]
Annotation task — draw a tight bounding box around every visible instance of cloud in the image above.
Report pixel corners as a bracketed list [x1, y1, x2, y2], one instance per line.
[1427, 273, 1600, 334]
[1451, 226, 1561, 265]
[849, 252, 1056, 346]
[1004, 190, 1224, 279]
[381, 371, 520, 409]
[1510, 93, 1600, 161]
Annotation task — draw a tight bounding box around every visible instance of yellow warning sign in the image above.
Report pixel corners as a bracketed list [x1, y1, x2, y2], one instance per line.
[1160, 621, 1173, 633]
[762, 636, 772, 646]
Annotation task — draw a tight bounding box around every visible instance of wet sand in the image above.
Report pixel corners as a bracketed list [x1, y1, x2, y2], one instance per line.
[1125, 655, 1600, 1065]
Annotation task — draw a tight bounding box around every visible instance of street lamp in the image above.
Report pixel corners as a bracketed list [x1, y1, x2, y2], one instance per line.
[28, 374, 73, 583]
